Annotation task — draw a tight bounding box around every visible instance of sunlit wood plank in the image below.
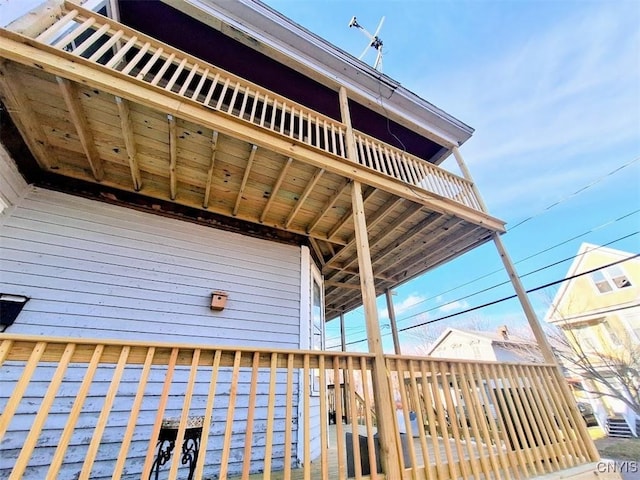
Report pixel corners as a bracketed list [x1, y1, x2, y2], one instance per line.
[220, 351, 242, 478]
[0, 341, 46, 439]
[80, 345, 131, 478]
[141, 347, 179, 479]
[233, 144, 258, 216]
[48, 344, 105, 478]
[115, 96, 142, 190]
[113, 346, 156, 480]
[168, 348, 201, 479]
[56, 76, 104, 180]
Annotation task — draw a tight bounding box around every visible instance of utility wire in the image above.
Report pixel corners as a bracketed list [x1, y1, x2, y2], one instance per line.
[327, 301, 640, 350]
[507, 156, 640, 231]
[390, 208, 639, 314]
[325, 158, 639, 344]
[325, 229, 638, 343]
[393, 230, 638, 327]
[332, 253, 639, 348]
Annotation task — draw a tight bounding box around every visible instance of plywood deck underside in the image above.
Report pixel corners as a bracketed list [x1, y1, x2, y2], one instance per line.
[0, 60, 498, 319]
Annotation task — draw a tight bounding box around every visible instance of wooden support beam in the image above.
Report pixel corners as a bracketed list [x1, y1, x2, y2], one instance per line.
[323, 197, 405, 273]
[324, 281, 362, 291]
[0, 33, 505, 231]
[167, 114, 177, 200]
[233, 144, 257, 216]
[307, 178, 350, 235]
[372, 213, 450, 274]
[203, 130, 219, 208]
[350, 180, 401, 477]
[285, 168, 324, 228]
[114, 96, 142, 191]
[340, 313, 346, 352]
[0, 62, 58, 170]
[385, 289, 402, 355]
[308, 237, 325, 267]
[341, 84, 401, 477]
[56, 76, 104, 181]
[260, 157, 292, 223]
[452, 146, 488, 212]
[326, 187, 376, 241]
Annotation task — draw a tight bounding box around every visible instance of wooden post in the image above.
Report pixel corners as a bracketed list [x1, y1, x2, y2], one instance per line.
[452, 146, 600, 460]
[451, 146, 555, 361]
[339, 312, 346, 352]
[385, 289, 402, 355]
[340, 86, 401, 477]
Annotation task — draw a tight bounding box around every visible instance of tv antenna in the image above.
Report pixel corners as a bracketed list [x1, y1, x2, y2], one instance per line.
[349, 15, 385, 71]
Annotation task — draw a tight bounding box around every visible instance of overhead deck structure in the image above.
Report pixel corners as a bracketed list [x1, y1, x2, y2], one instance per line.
[0, 1, 606, 479]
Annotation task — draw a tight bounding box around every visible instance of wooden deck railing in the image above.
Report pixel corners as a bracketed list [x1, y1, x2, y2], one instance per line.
[4, 1, 483, 212]
[0, 335, 597, 479]
[386, 356, 598, 479]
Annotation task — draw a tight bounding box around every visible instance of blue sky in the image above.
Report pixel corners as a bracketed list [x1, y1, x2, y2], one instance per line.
[265, 0, 640, 352]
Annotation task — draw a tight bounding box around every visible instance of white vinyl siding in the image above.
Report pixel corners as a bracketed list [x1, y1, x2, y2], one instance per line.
[0, 145, 28, 214]
[0, 187, 301, 345]
[0, 187, 304, 478]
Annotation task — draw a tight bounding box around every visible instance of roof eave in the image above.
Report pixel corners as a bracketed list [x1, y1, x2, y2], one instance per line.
[162, 0, 474, 151]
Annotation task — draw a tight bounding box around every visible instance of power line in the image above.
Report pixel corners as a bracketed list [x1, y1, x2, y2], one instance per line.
[335, 252, 639, 348]
[388, 209, 639, 315]
[507, 156, 640, 231]
[393, 230, 638, 327]
[325, 159, 639, 345]
[326, 229, 638, 343]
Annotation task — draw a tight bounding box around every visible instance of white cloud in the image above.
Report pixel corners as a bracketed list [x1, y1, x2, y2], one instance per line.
[379, 292, 426, 320]
[438, 299, 470, 314]
[425, 2, 640, 218]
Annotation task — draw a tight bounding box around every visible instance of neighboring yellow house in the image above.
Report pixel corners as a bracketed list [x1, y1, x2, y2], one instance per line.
[545, 243, 640, 437]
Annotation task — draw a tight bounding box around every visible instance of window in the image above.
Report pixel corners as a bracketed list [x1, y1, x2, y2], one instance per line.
[310, 269, 324, 394]
[568, 324, 601, 352]
[590, 265, 632, 294]
[624, 314, 640, 341]
[602, 320, 622, 347]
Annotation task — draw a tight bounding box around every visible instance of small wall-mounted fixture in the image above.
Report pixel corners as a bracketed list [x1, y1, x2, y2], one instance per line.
[210, 291, 228, 311]
[0, 294, 30, 327]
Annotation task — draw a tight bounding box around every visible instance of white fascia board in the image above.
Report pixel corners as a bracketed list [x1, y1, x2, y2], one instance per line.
[166, 0, 473, 149]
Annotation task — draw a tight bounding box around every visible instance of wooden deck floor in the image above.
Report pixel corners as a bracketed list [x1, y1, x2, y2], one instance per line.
[235, 423, 501, 480]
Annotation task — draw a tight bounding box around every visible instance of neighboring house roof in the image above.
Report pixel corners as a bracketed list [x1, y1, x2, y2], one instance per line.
[425, 327, 540, 359]
[544, 243, 639, 324]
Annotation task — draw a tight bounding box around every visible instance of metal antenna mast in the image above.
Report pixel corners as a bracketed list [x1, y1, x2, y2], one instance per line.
[349, 15, 385, 71]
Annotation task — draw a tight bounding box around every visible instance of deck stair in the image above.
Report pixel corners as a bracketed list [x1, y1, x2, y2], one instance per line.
[606, 416, 635, 438]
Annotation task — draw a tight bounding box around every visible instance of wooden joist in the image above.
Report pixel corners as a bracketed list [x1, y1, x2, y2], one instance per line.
[167, 114, 177, 200]
[322, 197, 407, 273]
[233, 144, 257, 216]
[285, 167, 324, 228]
[203, 130, 219, 208]
[326, 187, 376, 241]
[56, 76, 104, 181]
[260, 157, 292, 223]
[114, 96, 142, 191]
[0, 62, 58, 170]
[306, 178, 350, 235]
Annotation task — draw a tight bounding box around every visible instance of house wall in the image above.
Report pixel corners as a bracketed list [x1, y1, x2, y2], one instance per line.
[0, 144, 28, 213]
[550, 247, 640, 426]
[429, 334, 497, 362]
[0, 180, 319, 477]
[555, 248, 640, 321]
